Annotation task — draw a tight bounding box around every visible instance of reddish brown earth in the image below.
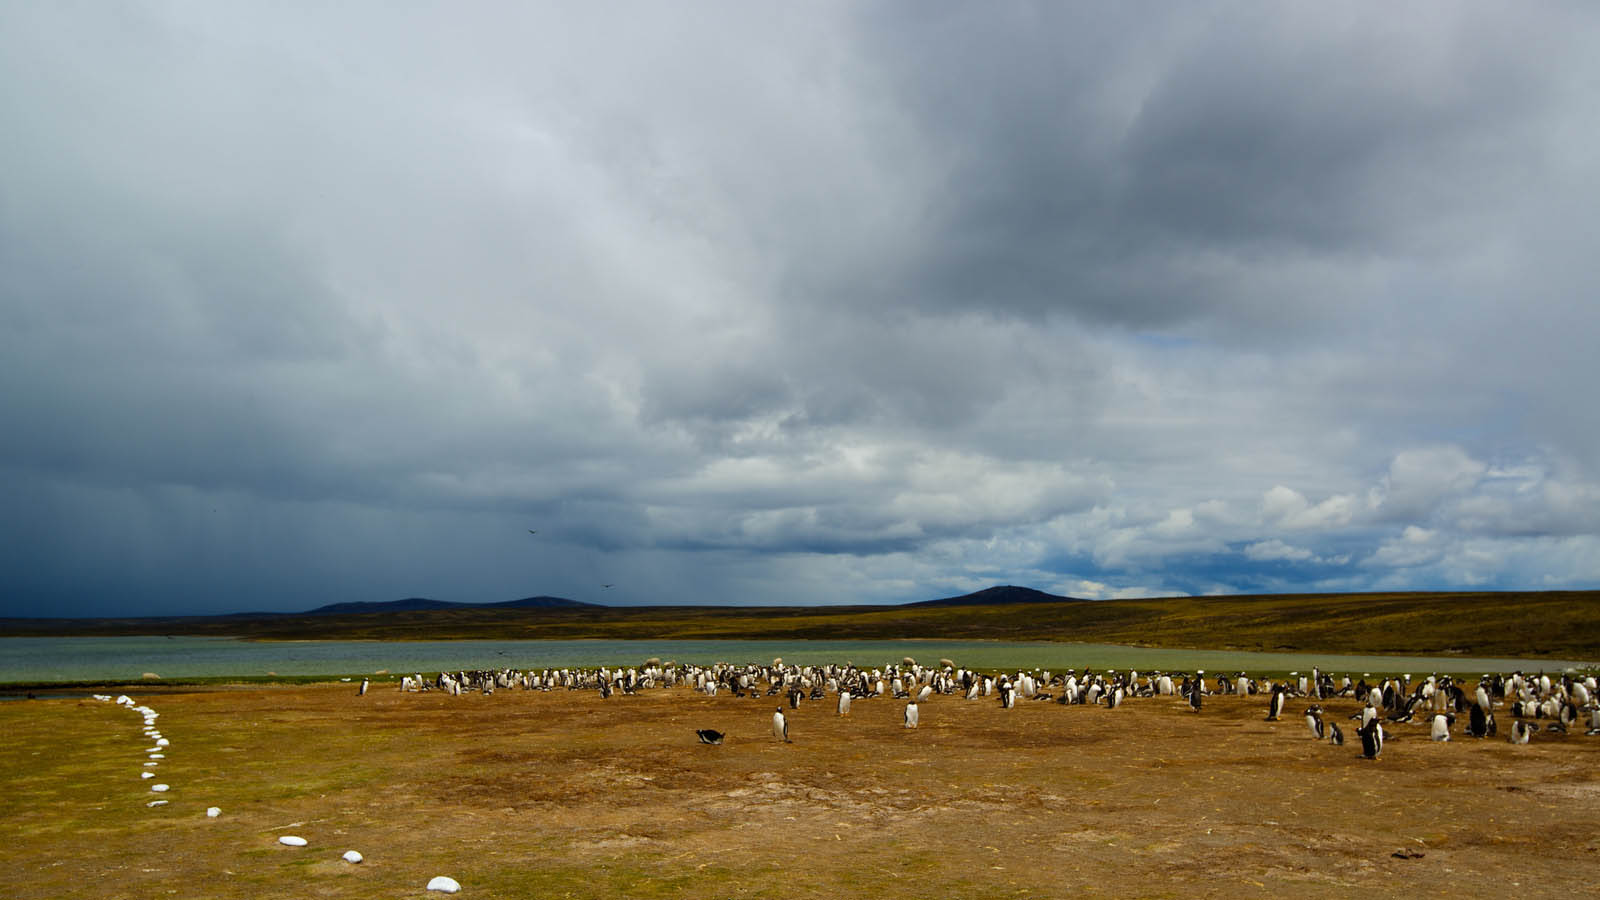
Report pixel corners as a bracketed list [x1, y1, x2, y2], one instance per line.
[4, 683, 1597, 899]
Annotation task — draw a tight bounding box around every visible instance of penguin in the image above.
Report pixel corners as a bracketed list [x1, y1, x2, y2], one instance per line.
[1559, 701, 1578, 731]
[1267, 685, 1286, 721]
[1329, 722, 1344, 746]
[1188, 671, 1204, 712]
[837, 690, 852, 716]
[1510, 719, 1532, 744]
[1357, 718, 1383, 759]
[358, 678, 369, 696]
[904, 701, 919, 729]
[1468, 703, 1488, 738]
[1430, 712, 1453, 742]
[695, 729, 724, 745]
[1305, 705, 1325, 740]
[772, 708, 790, 743]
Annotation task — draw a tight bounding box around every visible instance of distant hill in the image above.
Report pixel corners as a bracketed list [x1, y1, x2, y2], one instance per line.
[907, 585, 1086, 607]
[303, 595, 602, 615]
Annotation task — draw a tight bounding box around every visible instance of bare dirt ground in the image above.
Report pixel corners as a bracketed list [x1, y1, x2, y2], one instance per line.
[4, 683, 1597, 899]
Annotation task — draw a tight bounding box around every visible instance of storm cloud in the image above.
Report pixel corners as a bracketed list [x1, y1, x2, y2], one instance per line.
[3, 2, 1598, 615]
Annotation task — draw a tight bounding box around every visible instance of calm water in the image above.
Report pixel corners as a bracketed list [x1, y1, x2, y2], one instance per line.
[0, 636, 1592, 685]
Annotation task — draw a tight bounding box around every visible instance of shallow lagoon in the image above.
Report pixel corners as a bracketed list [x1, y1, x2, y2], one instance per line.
[0, 636, 1592, 685]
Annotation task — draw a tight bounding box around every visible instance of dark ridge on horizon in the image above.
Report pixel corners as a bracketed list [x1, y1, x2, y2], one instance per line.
[906, 585, 1087, 607]
[303, 595, 604, 615]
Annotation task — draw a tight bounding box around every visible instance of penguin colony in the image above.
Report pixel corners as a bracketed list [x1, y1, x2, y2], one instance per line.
[79, 660, 1598, 895]
[388, 659, 1600, 755]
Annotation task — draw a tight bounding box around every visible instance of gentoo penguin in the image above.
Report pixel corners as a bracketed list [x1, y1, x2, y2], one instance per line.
[772, 708, 790, 743]
[1305, 705, 1325, 740]
[917, 684, 933, 703]
[1189, 671, 1204, 712]
[1468, 704, 1488, 738]
[1585, 704, 1600, 735]
[837, 690, 852, 716]
[1510, 719, 1533, 744]
[1357, 718, 1383, 759]
[358, 678, 369, 696]
[1559, 701, 1578, 731]
[904, 701, 919, 728]
[1430, 712, 1453, 742]
[695, 729, 725, 745]
[1329, 722, 1344, 746]
[1267, 685, 1286, 721]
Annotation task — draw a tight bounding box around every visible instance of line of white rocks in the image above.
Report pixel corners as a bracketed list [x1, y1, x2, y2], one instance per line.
[93, 694, 461, 894]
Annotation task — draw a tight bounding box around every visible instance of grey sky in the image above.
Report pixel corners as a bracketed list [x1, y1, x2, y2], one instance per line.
[3, 2, 1598, 616]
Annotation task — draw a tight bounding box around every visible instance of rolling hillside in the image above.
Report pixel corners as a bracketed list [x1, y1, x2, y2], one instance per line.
[3, 589, 1597, 659]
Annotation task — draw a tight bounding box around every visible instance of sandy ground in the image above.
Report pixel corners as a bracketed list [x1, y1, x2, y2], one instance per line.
[4, 681, 1597, 899]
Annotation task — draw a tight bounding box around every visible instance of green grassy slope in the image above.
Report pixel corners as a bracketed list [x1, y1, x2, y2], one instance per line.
[5, 590, 1597, 658]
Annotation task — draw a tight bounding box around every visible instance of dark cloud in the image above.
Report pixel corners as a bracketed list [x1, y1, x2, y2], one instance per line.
[3, 3, 1599, 615]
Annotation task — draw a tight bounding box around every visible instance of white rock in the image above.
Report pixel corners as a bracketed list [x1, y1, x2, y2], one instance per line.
[342, 850, 363, 864]
[279, 835, 308, 847]
[147, 799, 168, 807]
[206, 807, 221, 818]
[151, 784, 169, 792]
[426, 876, 461, 893]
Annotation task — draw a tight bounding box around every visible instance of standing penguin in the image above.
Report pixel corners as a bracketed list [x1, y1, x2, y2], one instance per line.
[1468, 703, 1488, 738]
[1189, 671, 1204, 712]
[1267, 685, 1286, 721]
[1431, 712, 1453, 741]
[772, 708, 790, 743]
[358, 678, 369, 696]
[1357, 718, 1383, 759]
[904, 700, 919, 728]
[1329, 722, 1344, 746]
[1305, 705, 1325, 740]
[837, 690, 852, 716]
